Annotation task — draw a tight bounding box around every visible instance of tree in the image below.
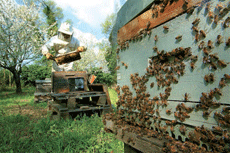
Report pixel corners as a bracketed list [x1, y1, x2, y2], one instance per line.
[21, 64, 51, 86]
[99, 13, 117, 77]
[41, 0, 63, 37]
[74, 34, 108, 72]
[0, 0, 52, 93]
[90, 67, 115, 86]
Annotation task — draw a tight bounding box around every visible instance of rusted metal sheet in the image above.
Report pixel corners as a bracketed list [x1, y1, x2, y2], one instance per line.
[52, 71, 88, 93]
[117, 0, 203, 44]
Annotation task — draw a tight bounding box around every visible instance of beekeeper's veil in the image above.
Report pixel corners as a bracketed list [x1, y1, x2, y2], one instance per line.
[58, 22, 73, 42]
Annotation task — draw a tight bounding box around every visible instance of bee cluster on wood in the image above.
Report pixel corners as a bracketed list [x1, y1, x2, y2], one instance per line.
[106, 0, 230, 152]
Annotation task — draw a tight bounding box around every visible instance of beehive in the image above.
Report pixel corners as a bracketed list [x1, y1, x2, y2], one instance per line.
[105, 0, 230, 152]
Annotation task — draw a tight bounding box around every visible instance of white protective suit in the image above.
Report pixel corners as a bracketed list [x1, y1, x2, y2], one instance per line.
[42, 35, 81, 72]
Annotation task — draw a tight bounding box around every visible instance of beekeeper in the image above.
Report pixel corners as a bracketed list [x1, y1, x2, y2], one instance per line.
[41, 22, 86, 72]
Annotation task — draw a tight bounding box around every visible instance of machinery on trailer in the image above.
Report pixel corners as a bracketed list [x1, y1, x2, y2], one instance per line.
[104, 0, 230, 152]
[48, 71, 111, 119]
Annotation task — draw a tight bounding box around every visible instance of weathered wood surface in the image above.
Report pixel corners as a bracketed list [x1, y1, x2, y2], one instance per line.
[117, 0, 203, 44]
[105, 119, 164, 153]
[111, 0, 155, 45]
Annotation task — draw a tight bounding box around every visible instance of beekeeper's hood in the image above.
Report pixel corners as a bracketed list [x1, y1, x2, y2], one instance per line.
[58, 22, 73, 35]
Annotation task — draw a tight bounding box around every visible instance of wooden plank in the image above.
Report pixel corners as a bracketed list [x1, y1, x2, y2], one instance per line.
[105, 119, 165, 153]
[117, 0, 203, 43]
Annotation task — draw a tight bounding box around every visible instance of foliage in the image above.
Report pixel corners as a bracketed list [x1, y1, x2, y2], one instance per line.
[108, 87, 118, 109]
[0, 114, 123, 153]
[42, 0, 64, 36]
[90, 67, 116, 86]
[100, 13, 116, 38]
[21, 63, 51, 86]
[98, 40, 117, 76]
[0, 0, 53, 93]
[74, 34, 108, 72]
[99, 13, 117, 79]
[0, 86, 122, 153]
[0, 68, 14, 89]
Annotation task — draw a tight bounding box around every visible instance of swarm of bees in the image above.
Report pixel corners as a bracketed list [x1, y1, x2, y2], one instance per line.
[106, 1, 230, 153]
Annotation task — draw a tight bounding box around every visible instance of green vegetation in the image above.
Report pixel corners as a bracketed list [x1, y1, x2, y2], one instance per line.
[0, 87, 122, 153]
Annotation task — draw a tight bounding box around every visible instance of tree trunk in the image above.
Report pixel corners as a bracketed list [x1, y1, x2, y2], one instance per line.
[3, 69, 5, 86]
[9, 71, 11, 87]
[13, 71, 22, 93]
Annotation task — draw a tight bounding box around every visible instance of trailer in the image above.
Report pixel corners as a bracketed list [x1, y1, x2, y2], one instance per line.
[104, 0, 230, 152]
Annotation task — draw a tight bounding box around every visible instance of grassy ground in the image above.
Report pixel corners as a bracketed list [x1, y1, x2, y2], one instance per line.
[0, 86, 123, 153]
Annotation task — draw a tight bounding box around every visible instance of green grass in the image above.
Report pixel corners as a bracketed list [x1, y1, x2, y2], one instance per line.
[0, 86, 123, 153]
[108, 88, 118, 109]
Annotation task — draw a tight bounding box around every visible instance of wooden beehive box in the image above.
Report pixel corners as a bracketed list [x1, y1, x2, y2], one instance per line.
[106, 0, 230, 152]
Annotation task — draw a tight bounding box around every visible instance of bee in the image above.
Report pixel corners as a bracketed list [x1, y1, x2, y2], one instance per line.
[219, 78, 226, 88]
[166, 109, 172, 114]
[192, 26, 199, 33]
[209, 73, 215, 82]
[190, 62, 196, 70]
[210, 62, 217, 70]
[217, 60, 227, 67]
[212, 126, 223, 133]
[146, 21, 151, 30]
[192, 18, 200, 26]
[150, 82, 154, 88]
[200, 30, 206, 38]
[214, 15, 219, 24]
[205, 2, 210, 10]
[216, 35, 222, 44]
[121, 61, 124, 65]
[201, 92, 208, 99]
[179, 116, 185, 122]
[207, 40, 213, 48]
[174, 112, 180, 118]
[204, 74, 209, 82]
[223, 17, 230, 28]
[179, 125, 186, 134]
[214, 88, 222, 95]
[154, 35, 158, 41]
[195, 33, 200, 42]
[203, 110, 211, 117]
[216, 3, 224, 10]
[219, 8, 229, 17]
[203, 47, 210, 55]
[124, 63, 128, 69]
[222, 106, 230, 113]
[209, 53, 219, 60]
[226, 37, 230, 46]
[208, 11, 214, 19]
[184, 93, 190, 101]
[163, 26, 169, 30]
[224, 74, 230, 80]
[187, 6, 195, 14]
[115, 66, 120, 70]
[170, 126, 174, 132]
[152, 46, 158, 52]
[175, 35, 182, 40]
[198, 41, 205, 49]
